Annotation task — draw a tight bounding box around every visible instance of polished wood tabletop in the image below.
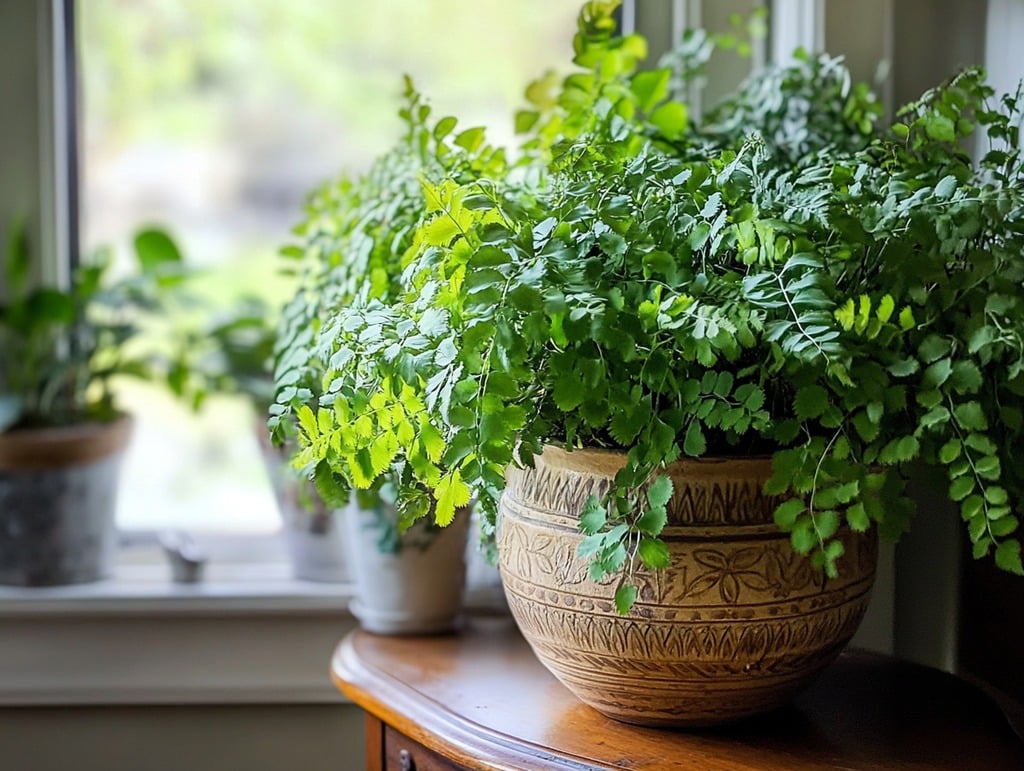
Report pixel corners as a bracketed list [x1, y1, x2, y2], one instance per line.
[332, 617, 1024, 770]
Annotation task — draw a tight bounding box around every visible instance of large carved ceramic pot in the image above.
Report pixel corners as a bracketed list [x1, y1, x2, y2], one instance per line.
[498, 446, 877, 727]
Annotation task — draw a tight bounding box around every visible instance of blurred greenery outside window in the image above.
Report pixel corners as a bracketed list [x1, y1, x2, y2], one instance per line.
[79, 0, 583, 538]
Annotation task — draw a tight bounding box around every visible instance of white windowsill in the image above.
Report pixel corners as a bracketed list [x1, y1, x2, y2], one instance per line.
[0, 565, 355, 617]
[0, 545, 505, 708]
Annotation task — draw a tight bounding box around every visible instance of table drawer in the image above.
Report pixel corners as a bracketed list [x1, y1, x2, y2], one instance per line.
[384, 724, 469, 771]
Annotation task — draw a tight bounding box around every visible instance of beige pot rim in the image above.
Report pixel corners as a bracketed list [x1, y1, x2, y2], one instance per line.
[0, 415, 133, 471]
[534, 444, 774, 478]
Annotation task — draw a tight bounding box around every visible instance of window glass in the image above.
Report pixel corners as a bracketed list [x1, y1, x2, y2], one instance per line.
[79, 0, 581, 533]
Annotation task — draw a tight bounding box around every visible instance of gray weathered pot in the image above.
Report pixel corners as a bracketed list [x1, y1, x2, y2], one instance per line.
[0, 418, 132, 586]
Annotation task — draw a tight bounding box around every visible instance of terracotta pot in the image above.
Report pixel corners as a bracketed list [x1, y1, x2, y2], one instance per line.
[344, 499, 470, 635]
[498, 446, 877, 727]
[0, 417, 132, 586]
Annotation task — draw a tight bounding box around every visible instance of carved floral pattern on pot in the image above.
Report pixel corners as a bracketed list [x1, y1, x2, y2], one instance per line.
[498, 446, 878, 727]
[678, 544, 818, 603]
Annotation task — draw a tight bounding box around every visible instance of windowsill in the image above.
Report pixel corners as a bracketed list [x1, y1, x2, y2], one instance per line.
[0, 564, 355, 617]
[0, 546, 506, 708]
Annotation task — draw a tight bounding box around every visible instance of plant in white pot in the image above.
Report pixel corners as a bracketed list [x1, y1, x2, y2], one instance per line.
[176, 296, 350, 583]
[0, 222, 190, 586]
[290, 0, 1024, 725]
[270, 81, 510, 632]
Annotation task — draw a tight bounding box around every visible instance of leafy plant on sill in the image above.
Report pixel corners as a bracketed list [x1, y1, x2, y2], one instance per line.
[0, 222, 191, 433]
[288, 0, 1024, 612]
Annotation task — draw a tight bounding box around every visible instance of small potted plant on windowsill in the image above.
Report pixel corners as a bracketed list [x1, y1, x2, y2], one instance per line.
[177, 296, 351, 583]
[289, 0, 1024, 725]
[270, 80, 513, 632]
[0, 223, 189, 586]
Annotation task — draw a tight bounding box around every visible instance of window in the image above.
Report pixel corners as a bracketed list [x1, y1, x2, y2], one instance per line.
[77, 0, 583, 539]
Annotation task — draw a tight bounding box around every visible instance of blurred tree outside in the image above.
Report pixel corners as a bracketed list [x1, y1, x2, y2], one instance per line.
[79, 0, 581, 534]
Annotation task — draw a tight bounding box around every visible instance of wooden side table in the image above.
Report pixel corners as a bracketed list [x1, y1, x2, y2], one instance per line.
[332, 617, 1024, 770]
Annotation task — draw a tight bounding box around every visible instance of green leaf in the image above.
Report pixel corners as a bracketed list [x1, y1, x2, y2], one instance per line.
[852, 410, 881, 442]
[961, 495, 985, 521]
[454, 126, 485, 152]
[949, 476, 975, 501]
[794, 384, 829, 420]
[964, 433, 997, 454]
[646, 476, 673, 509]
[650, 101, 688, 139]
[297, 405, 318, 438]
[919, 406, 950, 430]
[985, 486, 1009, 506]
[312, 461, 349, 508]
[876, 294, 895, 323]
[953, 401, 988, 431]
[991, 518, 1020, 538]
[949, 361, 983, 394]
[514, 109, 539, 134]
[615, 584, 639, 615]
[815, 510, 840, 540]
[433, 115, 458, 140]
[420, 420, 446, 463]
[968, 326, 997, 354]
[791, 517, 818, 554]
[434, 470, 471, 526]
[995, 539, 1024, 575]
[934, 175, 957, 199]
[975, 455, 1001, 480]
[920, 358, 952, 390]
[774, 498, 804, 530]
[630, 68, 670, 112]
[553, 371, 586, 411]
[887, 358, 919, 377]
[638, 537, 671, 569]
[683, 421, 706, 456]
[577, 533, 606, 559]
[939, 439, 962, 464]
[847, 502, 870, 532]
[25, 289, 75, 327]
[580, 496, 607, 535]
[898, 306, 916, 330]
[133, 228, 182, 274]
[924, 114, 956, 143]
[918, 335, 949, 363]
[635, 506, 667, 537]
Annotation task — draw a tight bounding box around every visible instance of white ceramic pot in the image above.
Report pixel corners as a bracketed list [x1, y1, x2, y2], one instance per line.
[344, 499, 470, 635]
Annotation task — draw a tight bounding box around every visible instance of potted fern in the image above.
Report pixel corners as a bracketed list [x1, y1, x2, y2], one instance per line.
[270, 80, 514, 632]
[283, 0, 1024, 723]
[0, 223, 189, 586]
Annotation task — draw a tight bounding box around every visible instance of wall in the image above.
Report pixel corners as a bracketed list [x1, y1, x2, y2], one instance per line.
[0, 704, 366, 771]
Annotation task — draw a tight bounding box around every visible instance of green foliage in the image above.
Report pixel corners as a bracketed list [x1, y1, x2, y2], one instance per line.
[0, 220, 192, 431]
[271, 77, 509, 534]
[276, 1, 1024, 608]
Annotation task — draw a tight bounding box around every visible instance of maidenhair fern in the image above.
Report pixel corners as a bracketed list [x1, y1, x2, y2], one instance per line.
[275, 0, 1024, 611]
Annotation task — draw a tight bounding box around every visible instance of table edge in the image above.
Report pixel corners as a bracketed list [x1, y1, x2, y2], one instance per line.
[331, 632, 614, 771]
